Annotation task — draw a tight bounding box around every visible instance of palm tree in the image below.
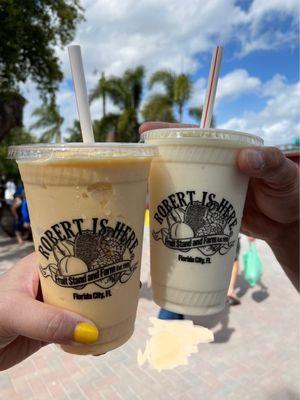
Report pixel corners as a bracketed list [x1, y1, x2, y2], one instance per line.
[93, 113, 119, 142]
[66, 117, 113, 142]
[90, 66, 145, 142]
[30, 101, 63, 143]
[141, 94, 176, 122]
[188, 107, 215, 127]
[66, 120, 81, 142]
[188, 107, 202, 124]
[89, 72, 108, 118]
[142, 70, 192, 123]
[174, 74, 192, 122]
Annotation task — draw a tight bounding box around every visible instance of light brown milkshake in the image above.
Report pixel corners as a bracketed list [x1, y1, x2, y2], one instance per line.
[9, 143, 156, 355]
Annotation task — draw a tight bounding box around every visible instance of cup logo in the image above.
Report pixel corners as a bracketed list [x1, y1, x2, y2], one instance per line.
[38, 218, 138, 290]
[152, 191, 237, 257]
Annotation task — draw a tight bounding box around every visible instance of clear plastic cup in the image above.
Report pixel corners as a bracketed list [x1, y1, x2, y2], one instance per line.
[142, 128, 263, 316]
[8, 143, 157, 355]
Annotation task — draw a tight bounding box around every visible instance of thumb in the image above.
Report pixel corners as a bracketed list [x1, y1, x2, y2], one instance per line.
[237, 147, 299, 189]
[3, 295, 99, 345]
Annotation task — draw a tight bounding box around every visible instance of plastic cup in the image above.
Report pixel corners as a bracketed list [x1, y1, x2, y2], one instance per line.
[142, 128, 263, 316]
[8, 143, 157, 355]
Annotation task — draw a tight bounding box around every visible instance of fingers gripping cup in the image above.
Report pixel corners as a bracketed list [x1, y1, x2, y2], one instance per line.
[143, 128, 263, 316]
[9, 143, 156, 355]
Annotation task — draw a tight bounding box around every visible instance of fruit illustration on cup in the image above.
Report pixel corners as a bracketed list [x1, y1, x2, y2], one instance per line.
[167, 209, 194, 239]
[59, 256, 89, 276]
[53, 242, 88, 276]
[170, 222, 194, 239]
[166, 201, 227, 241]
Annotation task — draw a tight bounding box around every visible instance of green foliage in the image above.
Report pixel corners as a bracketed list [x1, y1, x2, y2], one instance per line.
[30, 101, 64, 143]
[66, 116, 118, 142]
[174, 74, 192, 122]
[90, 66, 145, 142]
[142, 70, 192, 123]
[0, 91, 26, 142]
[93, 113, 119, 142]
[188, 106, 215, 127]
[149, 70, 175, 98]
[89, 72, 108, 117]
[141, 94, 176, 122]
[188, 107, 203, 123]
[66, 119, 81, 142]
[0, 127, 36, 181]
[0, 0, 83, 97]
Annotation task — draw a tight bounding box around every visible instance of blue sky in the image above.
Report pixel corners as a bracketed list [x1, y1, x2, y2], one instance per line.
[23, 0, 299, 146]
[188, 36, 299, 128]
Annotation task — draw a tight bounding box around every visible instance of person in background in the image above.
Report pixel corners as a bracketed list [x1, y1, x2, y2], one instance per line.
[21, 193, 31, 239]
[11, 188, 31, 245]
[4, 179, 16, 206]
[158, 308, 184, 320]
[0, 122, 298, 371]
[0, 175, 6, 200]
[227, 236, 241, 306]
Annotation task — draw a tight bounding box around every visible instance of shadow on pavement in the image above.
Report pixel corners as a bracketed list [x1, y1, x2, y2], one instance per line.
[269, 389, 299, 400]
[139, 282, 153, 301]
[0, 241, 34, 267]
[235, 273, 251, 298]
[140, 281, 235, 344]
[0, 236, 17, 246]
[252, 280, 270, 303]
[139, 273, 269, 345]
[190, 305, 234, 344]
[235, 273, 269, 303]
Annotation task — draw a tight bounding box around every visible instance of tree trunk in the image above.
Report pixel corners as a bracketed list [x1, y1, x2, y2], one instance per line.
[179, 103, 183, 123]
[102, 91, 106, 117]
[101, 72, 106, 117]
[56, 128, 62, 143]
[106, 131, 115, 142]
[0, 91, 26, 142]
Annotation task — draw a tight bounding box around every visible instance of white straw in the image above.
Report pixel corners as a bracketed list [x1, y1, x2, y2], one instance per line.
[200, 46, 223, 128]
[68, 45, 95, 143]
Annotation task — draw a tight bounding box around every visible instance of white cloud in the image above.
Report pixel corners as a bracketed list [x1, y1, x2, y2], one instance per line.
[189, 78, 207, 108]
[20, 0, 298, 141]
[217, 69, 261, 101]
[236, 0, 299, 56]
[261, 74, 287, 97]
[21, 82, 42, 135]
[220, 78, 300, 145]
[190, 69, 261, 107]
[237, 29, 299, 58]
[249, 0, 299, 20]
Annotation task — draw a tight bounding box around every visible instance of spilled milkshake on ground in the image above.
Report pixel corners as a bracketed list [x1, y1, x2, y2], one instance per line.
[138, 318, 214, 371]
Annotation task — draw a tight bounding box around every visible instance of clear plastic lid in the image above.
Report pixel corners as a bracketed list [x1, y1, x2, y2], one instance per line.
[8, 142, 158, 161]
[142, 128, 264, 146]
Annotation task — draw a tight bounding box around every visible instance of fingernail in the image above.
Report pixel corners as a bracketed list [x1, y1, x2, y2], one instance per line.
[73, 322, 99, 344]
[247, 149, 264, 170]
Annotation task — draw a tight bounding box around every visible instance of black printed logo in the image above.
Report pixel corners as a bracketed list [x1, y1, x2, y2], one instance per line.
[39, 218, 138, 290]
[153, 191, 237, 257]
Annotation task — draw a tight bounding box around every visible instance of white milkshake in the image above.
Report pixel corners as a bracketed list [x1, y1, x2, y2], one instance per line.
[143, 128, 263, 315]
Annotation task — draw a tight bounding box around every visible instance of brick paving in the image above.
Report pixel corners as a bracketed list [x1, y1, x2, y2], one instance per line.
[0, 228, 299, 400]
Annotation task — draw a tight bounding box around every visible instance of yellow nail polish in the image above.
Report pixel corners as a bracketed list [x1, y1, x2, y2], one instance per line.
[73, 322, 99, 344]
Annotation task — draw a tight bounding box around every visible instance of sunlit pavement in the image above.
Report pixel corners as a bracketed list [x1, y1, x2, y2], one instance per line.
[0, 229, 299, 400]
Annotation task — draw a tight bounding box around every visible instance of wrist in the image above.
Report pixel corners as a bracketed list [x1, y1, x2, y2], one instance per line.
[267, 220, 299, 291]
[267, 220, 299, 248]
